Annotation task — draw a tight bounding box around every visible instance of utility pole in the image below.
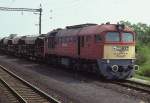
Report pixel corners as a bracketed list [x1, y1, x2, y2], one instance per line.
[39, 4, 42, 34]
[0, 4, 42, 34]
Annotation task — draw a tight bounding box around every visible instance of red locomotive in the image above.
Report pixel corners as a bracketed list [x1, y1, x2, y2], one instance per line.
[0, 23, 139, 80]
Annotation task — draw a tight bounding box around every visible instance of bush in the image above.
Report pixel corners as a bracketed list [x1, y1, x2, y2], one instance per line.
[137, 66, 150, 77]
[142, 68, 150, 77]
[136, 45, 148, 65]
[136, 44, 150, 77]
[136, 53, 147, 65]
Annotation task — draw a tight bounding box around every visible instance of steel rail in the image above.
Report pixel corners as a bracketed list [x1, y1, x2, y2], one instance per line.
[0, 78, 27, 103]
[126, 79, 150, 88]
[113, 80, 150, 94]
[0, 65, 61, 103]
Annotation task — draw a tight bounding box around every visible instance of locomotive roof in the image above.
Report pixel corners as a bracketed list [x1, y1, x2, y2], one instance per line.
[46, 28, 62, 37]
[48, 24, 134, 37]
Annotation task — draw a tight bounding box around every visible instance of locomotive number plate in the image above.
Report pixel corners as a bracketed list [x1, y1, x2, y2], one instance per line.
[113, 46, 129, 57]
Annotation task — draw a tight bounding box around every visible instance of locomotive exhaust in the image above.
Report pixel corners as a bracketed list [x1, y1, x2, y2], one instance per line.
[111, 65, 119, 72]
[134, 65, 139, 71]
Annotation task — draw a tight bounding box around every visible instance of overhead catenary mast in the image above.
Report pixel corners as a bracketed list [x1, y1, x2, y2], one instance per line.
[0, 4, 42, 34]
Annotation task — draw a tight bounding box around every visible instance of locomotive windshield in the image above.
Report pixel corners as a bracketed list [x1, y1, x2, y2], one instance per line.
[105, 32, 120, 42]
[122, 32, 133, 42]
[105, 32, 134, 42]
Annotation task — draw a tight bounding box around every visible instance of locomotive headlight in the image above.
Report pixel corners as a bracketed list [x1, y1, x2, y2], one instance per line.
[111, 65, 119, 72]
[106, 59, 110, 63]
[131, 59, 135, 63]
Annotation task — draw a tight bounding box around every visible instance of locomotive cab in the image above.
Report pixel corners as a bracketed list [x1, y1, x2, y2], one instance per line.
[97, 24, 138, 79]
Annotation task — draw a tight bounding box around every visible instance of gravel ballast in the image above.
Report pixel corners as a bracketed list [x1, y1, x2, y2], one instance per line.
[0, 54, 149, 103]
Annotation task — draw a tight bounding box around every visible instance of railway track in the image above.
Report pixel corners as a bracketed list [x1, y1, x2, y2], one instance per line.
[71, 69, 150, 95]
[0, 65, 61, 103]
[113, 80, 150, 94]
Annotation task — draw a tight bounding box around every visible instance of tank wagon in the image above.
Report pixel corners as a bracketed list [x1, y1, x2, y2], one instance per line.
[0, 23, 139, 80]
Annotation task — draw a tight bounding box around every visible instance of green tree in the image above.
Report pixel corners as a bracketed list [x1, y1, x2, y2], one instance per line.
[120, 21, 150, 44]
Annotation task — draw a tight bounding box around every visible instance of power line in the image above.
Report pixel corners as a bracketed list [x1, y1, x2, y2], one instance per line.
[0, 5, 42, 34]
[0, 7, 41, 12]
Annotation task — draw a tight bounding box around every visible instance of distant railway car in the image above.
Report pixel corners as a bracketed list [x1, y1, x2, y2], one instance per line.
[12, 36, 21, 56]
[7, 38, 13, 53]
[0, 38, 5, 52]
[17, 36, 26, 57]
[45, 23, 138, 79]
[35, 34, 46, 61]
[0, 34, 18, 54]
[2, 37, 10, 53]
[0, 38, 2, 49]
[24, 36, 37, 59]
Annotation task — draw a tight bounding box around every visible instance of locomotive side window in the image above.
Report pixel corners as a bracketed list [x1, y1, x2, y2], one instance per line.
[122, 33, 133, 42]
[95, 35, 102, 42]
[105, 32, 120, 42]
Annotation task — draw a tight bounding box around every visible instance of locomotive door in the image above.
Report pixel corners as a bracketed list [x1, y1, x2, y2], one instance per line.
[77, 36, 81, 56]
[77, 36, 84, 56]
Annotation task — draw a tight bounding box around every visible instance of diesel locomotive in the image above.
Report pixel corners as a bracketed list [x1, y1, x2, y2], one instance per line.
[0, 23, 139, 80]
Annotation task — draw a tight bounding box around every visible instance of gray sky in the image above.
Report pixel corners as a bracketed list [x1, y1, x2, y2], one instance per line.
[0, 0, 150, 37]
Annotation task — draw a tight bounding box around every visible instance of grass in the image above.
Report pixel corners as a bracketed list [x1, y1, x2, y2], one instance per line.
[135, 43, 150, 80]
[134, 74, 150, 81]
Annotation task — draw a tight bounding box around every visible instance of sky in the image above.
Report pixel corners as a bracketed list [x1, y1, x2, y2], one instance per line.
[0, 0, 150, 37]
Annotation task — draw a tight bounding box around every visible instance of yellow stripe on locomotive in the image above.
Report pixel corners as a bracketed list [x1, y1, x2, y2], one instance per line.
[103, 45, 135, 59]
